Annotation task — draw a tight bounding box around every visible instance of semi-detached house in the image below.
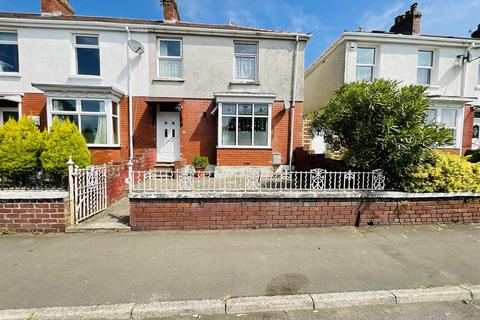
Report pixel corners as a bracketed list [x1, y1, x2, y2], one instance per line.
[0, 0, 310, 175]
[305, 3, 480, 155]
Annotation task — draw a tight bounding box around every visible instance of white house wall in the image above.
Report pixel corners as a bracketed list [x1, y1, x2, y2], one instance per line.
[0, 27, 149, 96]
[304, 43, 345, 114]
[149, 34, 306, 102]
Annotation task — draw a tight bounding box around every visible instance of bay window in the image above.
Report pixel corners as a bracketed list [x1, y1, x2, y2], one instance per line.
[219, 103, 270, 147]
[417, 50, 433, 85]
[48, 98, 119, 146]
[158, 39, 182, 79]
[0, 31, 19, 73]
[234, 42, 258, 81]
[427, 107, 461, 147]
[75, 35, 100, 76]
[356, 47, 375, 82]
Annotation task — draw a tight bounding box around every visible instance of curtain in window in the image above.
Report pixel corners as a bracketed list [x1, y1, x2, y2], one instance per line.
[94, 116, 107, 144]
[159, 60, 182, 78]
[236, 57, 255, 80]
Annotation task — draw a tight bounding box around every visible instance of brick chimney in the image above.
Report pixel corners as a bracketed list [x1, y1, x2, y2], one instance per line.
[389, 3, 422, 35]
[472, 25, 480, 38]
[161, 0, 180, 23]
[41, 0, 74, 16]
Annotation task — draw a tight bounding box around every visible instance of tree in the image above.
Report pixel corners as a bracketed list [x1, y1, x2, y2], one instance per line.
[310, 79, 452, 188]
[40, 118, 91, 175]
[0, 117, 43, 173]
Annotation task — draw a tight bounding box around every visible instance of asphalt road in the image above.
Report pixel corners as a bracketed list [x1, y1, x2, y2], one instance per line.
[1, 224, 479, 309]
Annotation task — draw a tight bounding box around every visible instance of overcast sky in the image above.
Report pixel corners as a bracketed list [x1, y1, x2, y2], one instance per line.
[1, 0, 478, 66]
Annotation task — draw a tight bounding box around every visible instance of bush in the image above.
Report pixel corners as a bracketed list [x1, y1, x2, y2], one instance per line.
[310, 79, 452, 188]
[40, 118, 91, 175]
[0, 117, 43, 173]
[402, 152, 480, 192]
[192, 154, 209, 168]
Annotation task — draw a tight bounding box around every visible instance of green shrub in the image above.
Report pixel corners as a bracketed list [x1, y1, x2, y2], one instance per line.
[0, 117, 43, 173]
[468, 149, 480, 163]
[310, 79, 452, 188]
[192, 154, 209, 168]
[40, 118, 91, 175]
[402, 151, 480, 193]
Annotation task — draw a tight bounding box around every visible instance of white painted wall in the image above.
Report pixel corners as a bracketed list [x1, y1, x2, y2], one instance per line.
[149, 34, 306, 102]
[0, 26, 150, 96]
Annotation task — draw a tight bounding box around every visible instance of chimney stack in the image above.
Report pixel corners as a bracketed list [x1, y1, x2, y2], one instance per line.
[41, 0, 74, 16]
[161, 0, 180, 23]
[472, 25, 480, 38]
[389, 3, 422, 35]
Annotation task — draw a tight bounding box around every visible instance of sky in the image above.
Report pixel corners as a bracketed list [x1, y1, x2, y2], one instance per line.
[0, 0, 479, 66]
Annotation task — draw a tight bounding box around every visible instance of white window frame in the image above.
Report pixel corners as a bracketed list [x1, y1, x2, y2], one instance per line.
[234, 41, 258, 81]
[0, 107, 19, 125]
[355, 47, 376, 82]
[111, 101, 120, 145]
[157, 38, 183, 79]
[0, 30, 19, 74]
[428, 106, 463, 149]
[217, 102, 272, 149]
[74, 34, 100, 76]
[46, 97, 119, 147]
[417, 49, 434, 85]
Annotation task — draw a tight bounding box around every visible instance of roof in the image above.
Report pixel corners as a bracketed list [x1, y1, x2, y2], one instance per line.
[368, 30, 478, 41]
[0, 12, 310, 39]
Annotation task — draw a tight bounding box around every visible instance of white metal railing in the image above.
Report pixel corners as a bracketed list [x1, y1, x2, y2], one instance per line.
[129, 168, 386, 193]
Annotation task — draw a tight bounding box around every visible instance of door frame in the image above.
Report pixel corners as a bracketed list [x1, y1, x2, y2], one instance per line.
[156, 110, 181, 162]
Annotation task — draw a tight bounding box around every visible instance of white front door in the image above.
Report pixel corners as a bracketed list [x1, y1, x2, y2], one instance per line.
[157, 111, 180, 162]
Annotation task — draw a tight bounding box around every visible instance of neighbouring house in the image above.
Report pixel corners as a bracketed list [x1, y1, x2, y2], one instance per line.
[0, 0, 310, 176]
[304, 3, 480, 155]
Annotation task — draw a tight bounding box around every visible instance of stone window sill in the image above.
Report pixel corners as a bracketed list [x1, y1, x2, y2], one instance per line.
[153, 78, 185, 83]
[230, 80, 261, 85]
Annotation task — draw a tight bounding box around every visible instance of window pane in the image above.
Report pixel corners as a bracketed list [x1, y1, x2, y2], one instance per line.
[0, 44, 19, 72]
[356, 47, 375, 65]
[426, 109, 436, 123]
[76, 36, 98, 46]
[159, 59, 182, 78]
[254, 104, 268, 115]
[238, 104, 252, 115]
[112, 102, 119, 116]
[160, 40, 181, 57]
[440, 109, 456, 128]
[0, 32, 17, 42]
[112, 116, 119, 144]
[77, 48, 100, 75]
[417, 68, 431, 84]
[81, 115, 107, 144]
[53, 99, 76, 112]
[236, 56, 256, 80]
[55, 114, 78, 126]
[254, 118, 268, 146]
[235, 43, 257, 55]
[474, 112, 480, 119]
[356, 66, 373, 81]
[418, 50, 433, 67]
[81, 100, 105, 112]
[238, 118, 252, 146]
[222, 104, 236, 115]
[2, 111, 18, 122]
[472, 125, 479, 139]
[222, 116, 236, 146]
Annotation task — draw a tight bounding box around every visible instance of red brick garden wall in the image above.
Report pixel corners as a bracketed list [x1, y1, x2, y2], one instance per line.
[130, 196, 480, 231]
[0, 194, 70, 232]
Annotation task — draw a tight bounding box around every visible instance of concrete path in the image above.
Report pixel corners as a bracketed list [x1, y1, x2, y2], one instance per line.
[0, 224, 479, 310]
[67, 197, 130, 232]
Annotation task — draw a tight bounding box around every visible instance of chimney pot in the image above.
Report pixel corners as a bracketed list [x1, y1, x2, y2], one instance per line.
[41, 0, 74, 16]
[472, 24, 480, 38]
[161, 0, 180, 23]
[389, 2, 422, 35]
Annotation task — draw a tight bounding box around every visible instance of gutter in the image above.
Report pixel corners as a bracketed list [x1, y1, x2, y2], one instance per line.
[288, 35, 300, 170]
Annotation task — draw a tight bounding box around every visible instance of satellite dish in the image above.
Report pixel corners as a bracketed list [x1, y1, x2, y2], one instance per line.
[128, 39, 145, 55]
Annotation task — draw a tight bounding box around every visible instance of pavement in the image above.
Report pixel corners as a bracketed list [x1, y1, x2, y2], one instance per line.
[1, 224, 479, 311]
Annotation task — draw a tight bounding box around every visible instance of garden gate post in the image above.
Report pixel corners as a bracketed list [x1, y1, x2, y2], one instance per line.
[67, 157, 75, 226]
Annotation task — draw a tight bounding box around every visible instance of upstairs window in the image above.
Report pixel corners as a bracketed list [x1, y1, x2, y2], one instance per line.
[234, 43, 258, 81]
[75, 35, 100, 76]
[0, 32, 19, 73]
[356, 47, 375, 82]
[219, 103, 270, 147]
[417, 50, 433, 85]
[158, 39, 182, 79]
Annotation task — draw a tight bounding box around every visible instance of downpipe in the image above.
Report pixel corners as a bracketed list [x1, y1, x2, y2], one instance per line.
[288, 35, 300, 171]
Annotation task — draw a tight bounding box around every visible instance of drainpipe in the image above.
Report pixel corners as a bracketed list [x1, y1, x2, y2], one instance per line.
[126, 26, 134, 162]
[288, 35, 300, 171]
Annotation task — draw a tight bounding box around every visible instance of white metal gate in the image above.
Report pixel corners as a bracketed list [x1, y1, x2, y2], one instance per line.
[68, 161, 107, 224]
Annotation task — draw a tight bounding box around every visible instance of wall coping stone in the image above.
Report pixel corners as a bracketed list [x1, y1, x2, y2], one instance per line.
[0, 190, 69, 200]
[129, 191, 480, 200]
